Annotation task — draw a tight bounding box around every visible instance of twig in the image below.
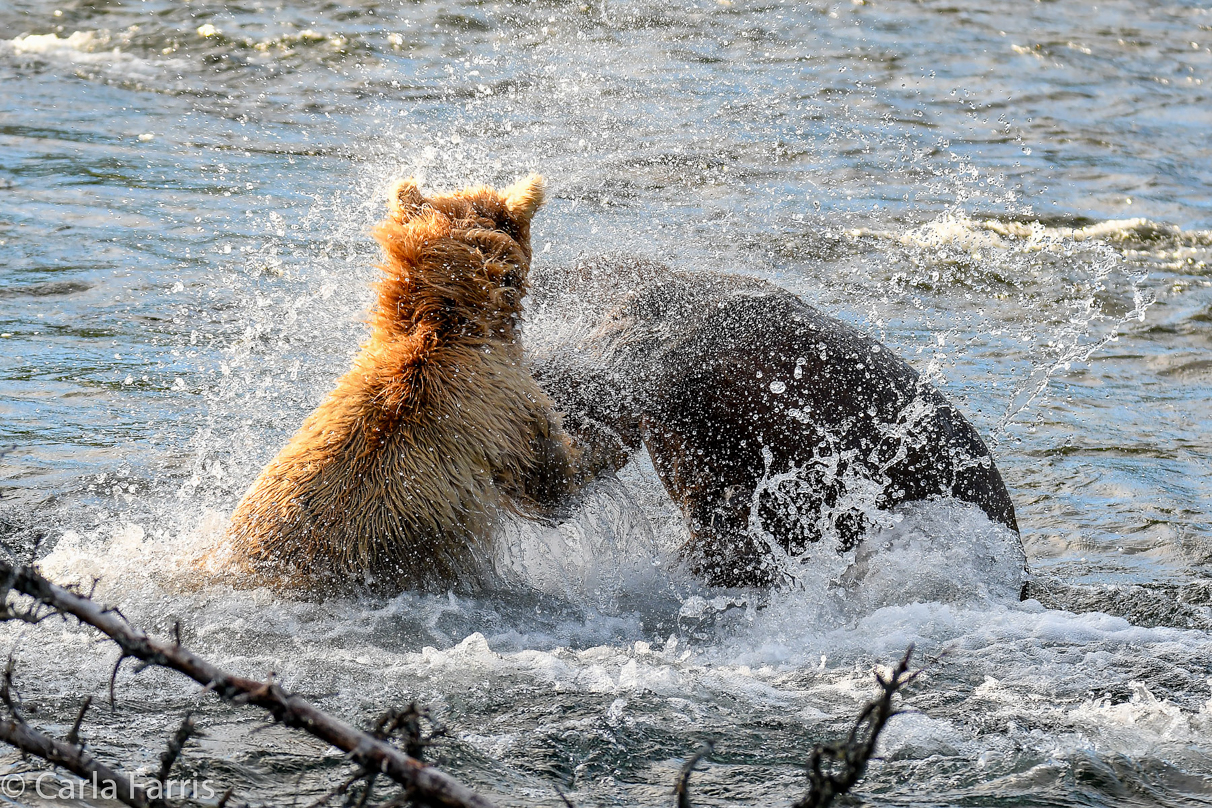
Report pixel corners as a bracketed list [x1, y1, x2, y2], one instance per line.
[156, 711, 199, 785]
[0, 560, 497, 808]
[109, 652, 128, 708]
[373, 703, 445, 761]
[673, 742, 712, 808]
[67, 696, 92, 747]
[303, 769, 368, 808]
[792, 646, 920, 808]
[351, 774, 377, 808]
[0, 717, 153, 808]
[1, 653, 21, 720]
[0, 569, 48, 625]
[26, 528, 45, 567]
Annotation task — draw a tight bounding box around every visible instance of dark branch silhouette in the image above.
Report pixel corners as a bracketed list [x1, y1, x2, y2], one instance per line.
[0, 560, 497, 808]
[156, 711, 200, 786]
[0, 659, 154, 808]
[674, 742, 713, 808]
[0, 558, 923, 808]
[67, 695, 92, 747]
[0, 717, 155, 808]
[674, 648, 920, 808]
[793, 645, 919, 808]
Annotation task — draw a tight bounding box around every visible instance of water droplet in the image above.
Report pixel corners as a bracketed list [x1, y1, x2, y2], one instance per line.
[769, 380, 786, 394]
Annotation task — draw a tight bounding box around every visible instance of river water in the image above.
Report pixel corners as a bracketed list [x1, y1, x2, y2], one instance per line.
[2, 0, 1212, 805]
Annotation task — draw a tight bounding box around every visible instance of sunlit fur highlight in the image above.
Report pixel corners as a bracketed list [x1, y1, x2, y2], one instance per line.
[216, 174, 589, 593]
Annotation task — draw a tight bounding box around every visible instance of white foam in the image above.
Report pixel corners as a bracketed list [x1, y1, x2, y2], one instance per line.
[17, 445, 1211, 783]
[4, 30, 167, 81]
[877, 712, 965, 759]
[10, 500, 1212, 790]
[840, 500, 1027, 611]
[494, 472, 674, 608]
[1068, 681, 1212, 754]
[849, 212, 1212, 255]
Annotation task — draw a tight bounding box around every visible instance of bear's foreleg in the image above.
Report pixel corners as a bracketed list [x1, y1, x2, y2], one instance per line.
[530, 356, 643, 479]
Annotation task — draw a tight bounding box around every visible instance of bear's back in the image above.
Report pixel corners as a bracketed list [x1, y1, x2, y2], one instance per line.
[223, 340, 556, 592]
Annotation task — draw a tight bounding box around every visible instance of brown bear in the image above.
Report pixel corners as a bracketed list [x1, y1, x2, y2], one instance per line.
[528, 256, 1021, 589]
[218, 176, 625, 593]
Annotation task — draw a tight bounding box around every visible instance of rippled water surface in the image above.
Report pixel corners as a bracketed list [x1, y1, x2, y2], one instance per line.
[2, 1, 1212, 806]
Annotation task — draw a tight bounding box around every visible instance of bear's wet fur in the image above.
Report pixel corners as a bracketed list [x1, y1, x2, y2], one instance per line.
[219, 176, 620, 594]
[529, 256, 1020, 589]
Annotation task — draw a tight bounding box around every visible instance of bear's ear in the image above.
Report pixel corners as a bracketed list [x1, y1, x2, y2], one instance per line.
[387, 178, 426, 221]
[502, 173, 546, 223]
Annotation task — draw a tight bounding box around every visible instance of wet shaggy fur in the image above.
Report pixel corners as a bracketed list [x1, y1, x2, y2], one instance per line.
[220, 175, 604, 593]
[530, 257, 1021, 589]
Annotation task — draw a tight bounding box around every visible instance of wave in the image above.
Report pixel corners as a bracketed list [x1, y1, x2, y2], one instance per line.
[3, 30, 169, 82]
[849, 212, 1212, 262]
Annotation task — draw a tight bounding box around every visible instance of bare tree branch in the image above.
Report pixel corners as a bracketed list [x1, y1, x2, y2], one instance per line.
[792, 646, 920, 808]
[373, 703, 445, 762]
[1, 653, 22, 721]
[0, 560, 498, 808]
[0, 568, 49, 624]
[352, 774, 379, 808]
[673, 742, 712, 808]
[156, 711, 199, 785]
[66, 696, 92, 747]
[109, 652, 129, 708]
[0, 558, 927, 808]
[303, 768, 370, 808]
[0, 717, 154, 808]
[0, 648, 205, 808]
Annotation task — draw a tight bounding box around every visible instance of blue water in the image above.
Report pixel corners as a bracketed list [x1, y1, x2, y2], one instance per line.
[2, 1, 1212, 806]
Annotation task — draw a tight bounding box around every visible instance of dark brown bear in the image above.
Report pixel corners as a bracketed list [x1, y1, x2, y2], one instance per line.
[529, 257, 1020, 588]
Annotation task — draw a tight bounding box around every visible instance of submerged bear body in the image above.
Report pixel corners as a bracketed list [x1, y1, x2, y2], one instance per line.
[531, 259, 1020, 588]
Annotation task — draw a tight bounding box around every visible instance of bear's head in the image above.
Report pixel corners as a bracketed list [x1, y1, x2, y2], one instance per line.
[370, 175, 546, 340]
